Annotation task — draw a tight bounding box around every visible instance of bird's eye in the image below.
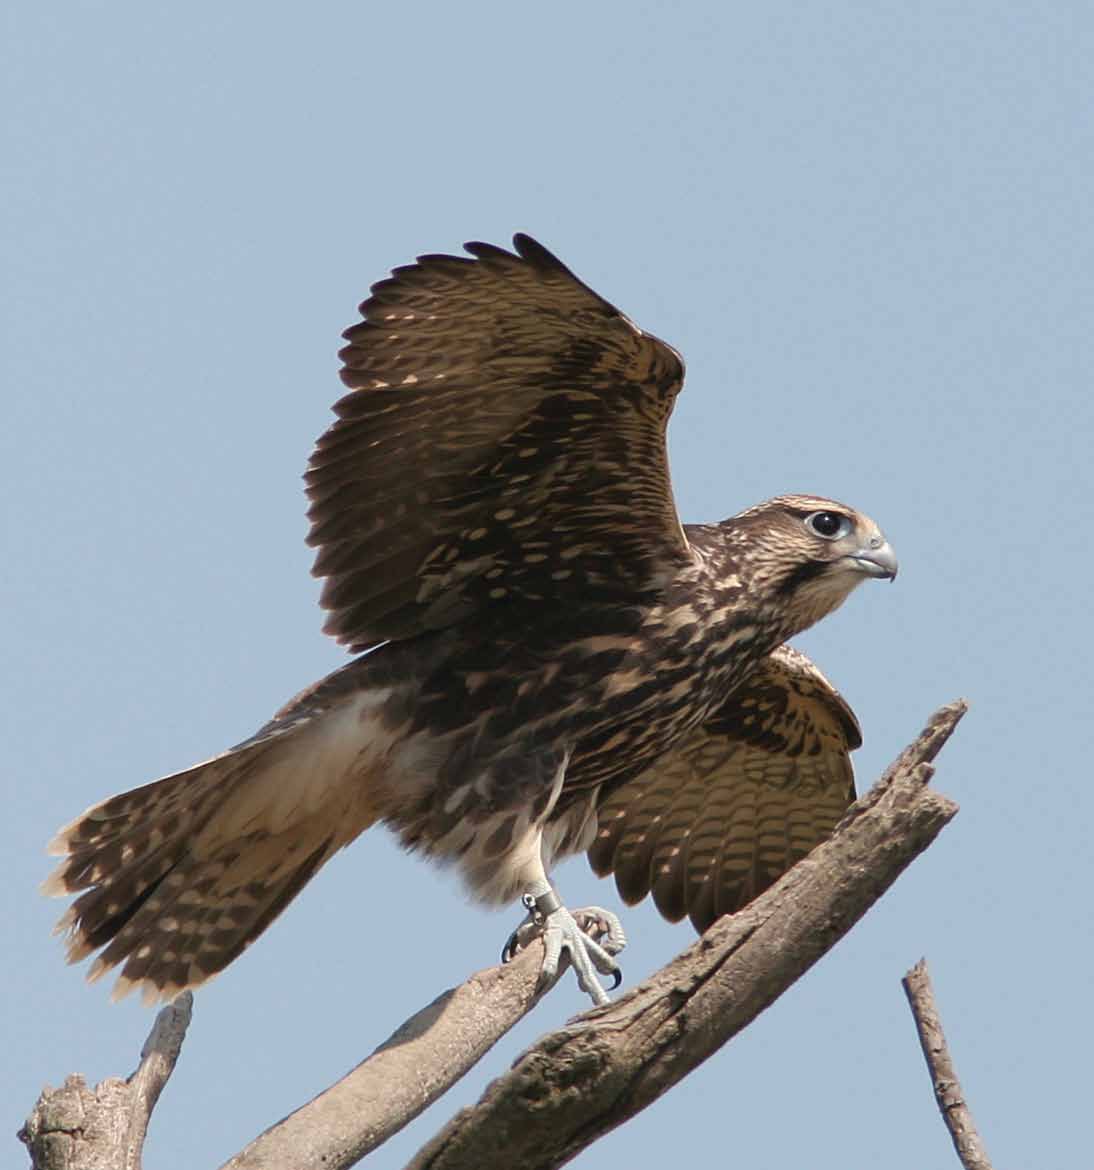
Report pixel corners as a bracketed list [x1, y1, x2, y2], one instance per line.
[805, 511, 851, 540]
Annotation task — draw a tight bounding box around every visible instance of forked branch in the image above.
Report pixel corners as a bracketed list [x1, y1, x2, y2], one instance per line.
[20, 993, 192, 1170]
[406, 702, 965, 1170]
[21, 702, 966, 1170]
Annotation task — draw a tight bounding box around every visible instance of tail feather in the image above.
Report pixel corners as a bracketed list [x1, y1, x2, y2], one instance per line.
[90, 833, 334, 1004]
[54, 834, 188, 961]
[43, 749, 254, 890]
[44, 731, 355, 1004]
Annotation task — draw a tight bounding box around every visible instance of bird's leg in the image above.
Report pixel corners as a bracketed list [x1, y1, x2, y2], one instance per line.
[501, 871, 627, 1006]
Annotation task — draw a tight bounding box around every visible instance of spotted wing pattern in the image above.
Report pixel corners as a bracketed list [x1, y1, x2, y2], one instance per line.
[307, 234, 691, 651]
[588, 645, 861, 932]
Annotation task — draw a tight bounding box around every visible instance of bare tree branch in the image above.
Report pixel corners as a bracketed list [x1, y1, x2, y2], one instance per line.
[903, 958, 994, 1170]
[219, 940, 551, 1170]
[125, 993, 193, 1167]
[22, 701, 966, 1170]
[19, 993, 192, 1170]
[407, 701, 966, 1170]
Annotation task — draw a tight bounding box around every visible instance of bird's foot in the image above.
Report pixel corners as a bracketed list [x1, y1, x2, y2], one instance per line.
[502, 890, 626, 1006]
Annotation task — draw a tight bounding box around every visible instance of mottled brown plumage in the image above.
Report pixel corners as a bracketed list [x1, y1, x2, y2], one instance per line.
[588, 645, 860, 932]
[308, 235, 689, 652]
[46, 236, 896, 1004]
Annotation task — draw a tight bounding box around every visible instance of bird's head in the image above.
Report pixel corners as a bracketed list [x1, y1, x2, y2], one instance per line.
[722, 494, 897, 635]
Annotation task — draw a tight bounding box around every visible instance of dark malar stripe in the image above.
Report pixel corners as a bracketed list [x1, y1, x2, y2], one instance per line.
[776, 560, 828, 596]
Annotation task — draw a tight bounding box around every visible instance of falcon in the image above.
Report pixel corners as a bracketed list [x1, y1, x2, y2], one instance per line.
[45, 235, 897, 1007]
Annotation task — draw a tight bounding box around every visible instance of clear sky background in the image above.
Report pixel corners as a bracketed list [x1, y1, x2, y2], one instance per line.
[4, 4, 1090, 1167]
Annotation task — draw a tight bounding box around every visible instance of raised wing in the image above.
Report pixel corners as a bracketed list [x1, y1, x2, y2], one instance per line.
[587, 645, 861, 933]
[307, 234, 691, 652]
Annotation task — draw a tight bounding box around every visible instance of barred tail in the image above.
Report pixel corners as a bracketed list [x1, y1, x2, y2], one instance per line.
[43, 734, 358, 1004]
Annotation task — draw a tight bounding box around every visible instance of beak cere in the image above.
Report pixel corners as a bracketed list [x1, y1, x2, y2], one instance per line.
[848, 538, 898, 581]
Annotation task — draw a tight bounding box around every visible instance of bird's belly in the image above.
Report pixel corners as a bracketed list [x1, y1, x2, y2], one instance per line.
[349, 607, 758, 901]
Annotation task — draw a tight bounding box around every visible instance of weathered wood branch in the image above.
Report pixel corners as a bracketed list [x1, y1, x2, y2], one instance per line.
[219, 939, 552, 1170]
[19, 992, 192, 1170]
[20, 929, 562, 1170]
[903, 958, 994, 1170]
[21, 701, 965, 1170]
[407, 701, 966, 1170]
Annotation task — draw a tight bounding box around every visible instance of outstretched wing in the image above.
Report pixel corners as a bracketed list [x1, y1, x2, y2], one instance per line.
[307, 234, 691, 652]
[588, 645, 861, 933]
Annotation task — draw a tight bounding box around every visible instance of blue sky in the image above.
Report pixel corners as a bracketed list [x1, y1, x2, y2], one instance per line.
[4, 4, 1091, 1167]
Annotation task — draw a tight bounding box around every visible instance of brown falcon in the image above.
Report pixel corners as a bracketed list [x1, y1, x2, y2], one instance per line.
[45, 235, 897, 1006]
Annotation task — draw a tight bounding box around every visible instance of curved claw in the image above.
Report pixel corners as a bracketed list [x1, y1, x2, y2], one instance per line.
[501, 894, 540, 964]
[540, 907, 623, 1005]
[573, 906, 628, 956]
[501, 894, 628, 1005]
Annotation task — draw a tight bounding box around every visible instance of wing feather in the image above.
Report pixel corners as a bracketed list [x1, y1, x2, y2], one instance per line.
[588, 645, 860, 933]
[307, 234, 691, 651]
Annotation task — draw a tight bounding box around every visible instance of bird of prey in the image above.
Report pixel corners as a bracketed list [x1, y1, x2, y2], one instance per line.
[45, 235, 897, 1007]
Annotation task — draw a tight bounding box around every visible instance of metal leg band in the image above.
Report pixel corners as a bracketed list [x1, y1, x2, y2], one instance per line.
[533, 888, 562, 918]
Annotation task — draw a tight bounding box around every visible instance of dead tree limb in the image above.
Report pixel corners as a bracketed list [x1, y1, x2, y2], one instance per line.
[19, 992, 192, 1170]
[407, 701, 966, 1170]
[219, 939, 551, 1170]
[21, 701, 965, 1170]
[903, 958, 994, 1170]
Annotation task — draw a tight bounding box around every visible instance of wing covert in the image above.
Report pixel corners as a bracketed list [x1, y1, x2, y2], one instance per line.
[588, 645, 861, 933]
[307, 234, 691, 651]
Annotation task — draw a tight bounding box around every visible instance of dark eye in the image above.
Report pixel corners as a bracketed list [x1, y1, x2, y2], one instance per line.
[805, 511, 851, 540]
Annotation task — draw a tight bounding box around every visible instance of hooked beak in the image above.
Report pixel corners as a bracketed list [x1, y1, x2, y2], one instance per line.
[847, 539, 898, 581]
